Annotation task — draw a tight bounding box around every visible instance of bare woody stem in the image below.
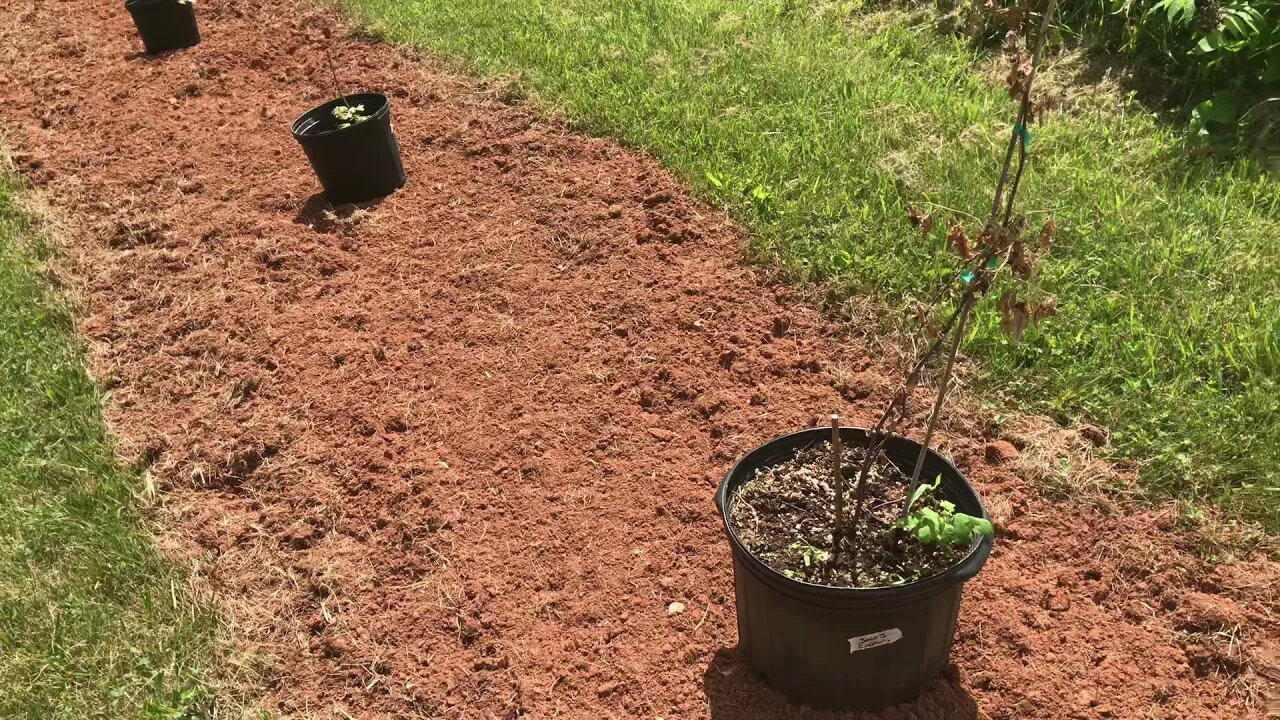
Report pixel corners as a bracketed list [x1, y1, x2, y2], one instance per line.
[869, 300, 966, 435]
[893, 1, 1057, 518]
[987, 0, 1059, 229]
[901, 295, 975, 518]
[836, 298, 970, 572]
[1001, 130, 1029, 226]
[844, 431, 880, 575]
[323, 44, 355, 111]
[829, 415, 844, 563]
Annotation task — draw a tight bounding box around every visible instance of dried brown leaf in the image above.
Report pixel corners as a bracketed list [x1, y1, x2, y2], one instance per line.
[979, 223, 1015, 255]
[1009, 240, 1034, 280]
[988, 0, 1029, 32]
[1033, 94, 1062, 123]
[914, 303, 940, 338]
[1002, 32, 1032, 98]
[977, 225, 997, 253]
[1038, 219, 1056, 253]
[947, 225, 971, 259]
[1033, 297, 1058, 323]
[908, 205, 934, 236]
[885, 391, 910, 433]
[1001, 30, 1022, 55]
[998, 290, 1031, 341]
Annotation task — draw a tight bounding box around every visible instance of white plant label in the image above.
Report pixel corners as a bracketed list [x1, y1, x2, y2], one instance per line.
[848, 628, 902, 654]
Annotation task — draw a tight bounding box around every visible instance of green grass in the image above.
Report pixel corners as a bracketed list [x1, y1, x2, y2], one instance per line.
[0, 173, 226, 719]
[339, 0, 1279, 529]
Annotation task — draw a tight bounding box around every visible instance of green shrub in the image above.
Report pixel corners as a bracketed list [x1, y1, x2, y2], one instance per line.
[1090, 0, 1274, 135]
[957, 0, 1277, 147]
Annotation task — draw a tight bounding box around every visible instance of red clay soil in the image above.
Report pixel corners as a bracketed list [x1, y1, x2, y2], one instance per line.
[1, 1, 1278, 718]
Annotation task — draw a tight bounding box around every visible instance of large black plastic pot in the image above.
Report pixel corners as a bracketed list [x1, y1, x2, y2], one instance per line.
[290, 92, 406, 205]
[715, 426, 993, 712]
[125, 0, 200, 55]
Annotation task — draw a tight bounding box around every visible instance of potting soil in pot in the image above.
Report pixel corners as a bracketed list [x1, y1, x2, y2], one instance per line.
[729, 442, 975, 588]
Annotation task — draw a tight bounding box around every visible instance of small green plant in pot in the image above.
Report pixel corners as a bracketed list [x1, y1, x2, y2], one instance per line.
[290, 47, 406, 205]
[330, 102, 372, 129]
[125, 0, 199, 55]
[714, 1, 1062, 711]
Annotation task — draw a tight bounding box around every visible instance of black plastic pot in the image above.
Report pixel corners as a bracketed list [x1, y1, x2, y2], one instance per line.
[715, 427, 994, 712]
[125, 0, 200, 55]
[290, 92, 406, 205]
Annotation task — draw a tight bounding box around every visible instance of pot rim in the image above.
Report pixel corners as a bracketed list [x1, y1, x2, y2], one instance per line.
[716, 425, 993, 602]
[290, 92, 391, 140]
[125, 0, 194, 7]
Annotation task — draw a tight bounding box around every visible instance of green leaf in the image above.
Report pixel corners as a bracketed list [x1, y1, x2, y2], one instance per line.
[1221, 6, 1261, 36]
[955, 513, 995, 540]
[1153, 0, 1196, 25]
[916, 524, 935, 543]
[973, 518, 995, 538]
[833, 248, 853, 270]
[1196, 29, 1226, 54]
[1195, 91, 1240, 124]
[906, 482, 932, 511]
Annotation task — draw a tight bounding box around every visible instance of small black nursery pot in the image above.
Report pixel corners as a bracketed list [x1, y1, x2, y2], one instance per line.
[125, 0, 200, 55]
[715, 427, 994, 712]
[291, 92, 406, 205]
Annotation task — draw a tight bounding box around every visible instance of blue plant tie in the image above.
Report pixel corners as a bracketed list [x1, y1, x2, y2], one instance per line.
[1014, 122, 1032, 149]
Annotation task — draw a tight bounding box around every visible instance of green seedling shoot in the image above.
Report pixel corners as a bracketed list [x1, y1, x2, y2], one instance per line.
[319, 40, 370, 131]
[331, 103, 370, 130]
[898, 478, 994, 550]
[792, 542, 830, 568]
[782, 542, 831, 580]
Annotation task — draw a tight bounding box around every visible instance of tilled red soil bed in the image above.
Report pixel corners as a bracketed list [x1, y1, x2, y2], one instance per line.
[1, 1, 1277, 718]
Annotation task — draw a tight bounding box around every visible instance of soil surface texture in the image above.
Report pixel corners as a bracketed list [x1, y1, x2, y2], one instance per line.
[1, 1, 1277, 718]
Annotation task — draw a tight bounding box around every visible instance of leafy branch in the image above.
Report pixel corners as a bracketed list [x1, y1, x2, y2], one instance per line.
[322, 40, 368, 130]
[827, 0, 1061, 571]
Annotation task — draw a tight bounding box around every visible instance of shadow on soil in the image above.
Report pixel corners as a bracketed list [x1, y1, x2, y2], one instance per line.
[703, 647, 978, 720]
[123, 49, 196, 63]
[293, 192, 387, 232]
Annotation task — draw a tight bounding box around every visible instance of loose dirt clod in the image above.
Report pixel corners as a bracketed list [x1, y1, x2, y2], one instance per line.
[0, 1, 1276, 718]
[985, 439, 1021, 465]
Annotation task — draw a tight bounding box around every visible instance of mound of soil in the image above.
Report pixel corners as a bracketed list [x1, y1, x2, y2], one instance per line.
[729, 443, 975, 587]
[0, 0, 1276, 718]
